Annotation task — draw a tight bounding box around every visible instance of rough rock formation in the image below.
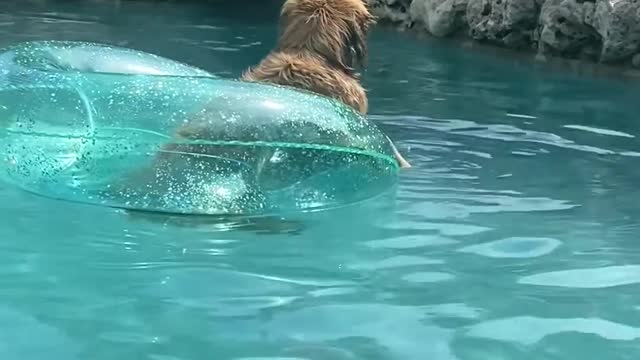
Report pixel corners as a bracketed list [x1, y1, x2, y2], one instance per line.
[368, 0, 640, 68]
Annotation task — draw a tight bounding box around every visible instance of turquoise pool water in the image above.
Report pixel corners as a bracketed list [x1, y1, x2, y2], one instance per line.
[2, 1, 640, 359]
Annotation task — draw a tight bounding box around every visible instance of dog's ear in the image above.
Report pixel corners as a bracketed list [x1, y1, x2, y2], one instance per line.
[344, 10, 376, 71]
[342, 4, 376, 70]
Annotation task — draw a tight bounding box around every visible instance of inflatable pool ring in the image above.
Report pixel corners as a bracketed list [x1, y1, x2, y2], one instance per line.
[0, 40, 399, 215]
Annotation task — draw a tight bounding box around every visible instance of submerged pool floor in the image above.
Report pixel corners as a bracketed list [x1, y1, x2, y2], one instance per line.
[1, 1, 640, 359]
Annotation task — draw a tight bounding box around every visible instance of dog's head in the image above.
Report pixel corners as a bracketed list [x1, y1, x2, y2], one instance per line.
[276, 0, 376, 75]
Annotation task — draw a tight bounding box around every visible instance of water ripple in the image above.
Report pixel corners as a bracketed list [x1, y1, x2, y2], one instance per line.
[398, 193, 577, 219]
[423, 303, 483, 319]
[402, 272, 455, 283]
[458, 237, 562, 258]
[266, 304, 456, 360]
[347, 255, 443, 270]
[370, 114, 626, 155]
[564, 124, 635, 138]
[379, 222, 493, 236]
[466, 316, 640, 345]
[365, 235, 459, 249]
[0, 305, 80, 360]
[519, 265, 640, 288]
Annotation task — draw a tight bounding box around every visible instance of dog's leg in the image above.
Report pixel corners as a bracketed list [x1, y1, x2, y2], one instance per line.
[386, 136, 411, 168]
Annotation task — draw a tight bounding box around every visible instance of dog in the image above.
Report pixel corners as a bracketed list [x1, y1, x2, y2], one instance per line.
[171, 0, 411, 168]
[243, 0, 375, 114]
[122, 0, 410, 233]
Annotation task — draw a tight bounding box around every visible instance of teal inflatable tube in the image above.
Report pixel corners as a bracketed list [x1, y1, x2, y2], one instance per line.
[0, 41, 399, 215]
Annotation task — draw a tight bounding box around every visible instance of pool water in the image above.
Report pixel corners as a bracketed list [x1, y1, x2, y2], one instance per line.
[1, 1, 640, 359]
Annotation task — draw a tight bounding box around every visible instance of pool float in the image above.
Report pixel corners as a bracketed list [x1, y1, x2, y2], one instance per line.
[0, 40, 399, 215]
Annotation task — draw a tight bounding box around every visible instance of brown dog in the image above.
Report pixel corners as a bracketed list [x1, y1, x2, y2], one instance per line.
[171, 0, 410, 168]
[243, 0, 410, 168]
[242, 0, 374, 114]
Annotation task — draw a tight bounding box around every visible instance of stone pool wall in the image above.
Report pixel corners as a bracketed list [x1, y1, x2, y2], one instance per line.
[369, 0, 640, 68]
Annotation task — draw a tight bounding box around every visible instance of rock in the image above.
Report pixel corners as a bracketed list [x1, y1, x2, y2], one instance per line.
[408, 0, 427, 25]
[369, 0, 640, 69]
[582, 1, 597, 29]
[466, 0, 539, 49]
[633, 53, 640, 68]
[368, 0, 412, 24]
[591, 0, 640, 63]
[537, 0, 599, 59]
[409, 0, 468, 37]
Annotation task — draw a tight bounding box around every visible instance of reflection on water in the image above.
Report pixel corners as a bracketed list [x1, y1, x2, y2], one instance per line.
[1, 1, 640, 359]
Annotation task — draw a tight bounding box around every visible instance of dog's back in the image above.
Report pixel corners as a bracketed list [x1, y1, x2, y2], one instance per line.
[242, 51, 368, 114]
[242, 0, 375, 114]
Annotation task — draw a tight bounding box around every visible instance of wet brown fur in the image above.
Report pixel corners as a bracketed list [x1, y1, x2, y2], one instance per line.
[240, 0, 376, 114]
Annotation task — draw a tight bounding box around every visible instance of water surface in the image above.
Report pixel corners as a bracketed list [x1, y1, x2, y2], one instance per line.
[1, 1, 640, 359]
